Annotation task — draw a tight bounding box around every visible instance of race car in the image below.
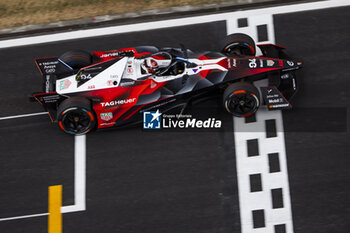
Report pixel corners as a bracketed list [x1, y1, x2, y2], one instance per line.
[30, 33, 302, 135]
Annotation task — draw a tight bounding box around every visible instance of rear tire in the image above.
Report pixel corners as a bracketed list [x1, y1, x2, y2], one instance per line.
[220, 33, 256, 56]
[59, 50, 92, 70]
[223, 82, 260, 117]
[57, 97, 96, 135]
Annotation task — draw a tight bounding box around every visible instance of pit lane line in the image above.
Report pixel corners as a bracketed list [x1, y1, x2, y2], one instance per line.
[0, 0, 349, 49]
[0, 112, 86, 222]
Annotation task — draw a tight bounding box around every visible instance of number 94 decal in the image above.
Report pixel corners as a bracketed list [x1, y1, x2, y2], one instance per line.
[249, 58, 264, 68]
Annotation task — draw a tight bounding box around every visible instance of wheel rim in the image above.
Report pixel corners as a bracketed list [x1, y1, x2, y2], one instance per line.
[226, 92, 259, 116]
[61, 108, 92, 134]
[224, 44, 241, 55]
[224, 43, 254, 56]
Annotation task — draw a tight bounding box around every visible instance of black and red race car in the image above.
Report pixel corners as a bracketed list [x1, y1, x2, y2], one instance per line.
[30, 33, 302, 135]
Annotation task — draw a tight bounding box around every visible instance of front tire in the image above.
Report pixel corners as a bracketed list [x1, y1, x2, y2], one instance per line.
[57, 97, 96, 135]
[220, 33, 256, 56]
[223, 82, 260, 117]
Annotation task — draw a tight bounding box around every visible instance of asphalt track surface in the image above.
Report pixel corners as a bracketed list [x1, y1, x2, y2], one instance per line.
[0, 2, 349, 233]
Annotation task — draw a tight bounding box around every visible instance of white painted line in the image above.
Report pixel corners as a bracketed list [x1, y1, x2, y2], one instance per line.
[228, 12, 293, 233]
[0, 135, 86, 221]
[61, 135, 86, 213]
[0, 212, 48, 222]
[0, 0, 348, 49]
[0, 112, 48, 121]
[234, 110, 294, 232]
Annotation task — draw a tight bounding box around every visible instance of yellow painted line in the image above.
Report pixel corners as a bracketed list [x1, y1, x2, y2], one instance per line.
[48, 185, 62, 233]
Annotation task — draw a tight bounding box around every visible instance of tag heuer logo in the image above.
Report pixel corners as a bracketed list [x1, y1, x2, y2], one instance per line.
[100, 112, 113, 121]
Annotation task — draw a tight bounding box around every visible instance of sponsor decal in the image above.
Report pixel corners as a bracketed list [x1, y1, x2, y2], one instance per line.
[88, 85, 95, 89]
[227, 58, 237, 68]
[287, 61, 294, 66]
[143, 110, 162, 129]
[100, 112, 113, 121]
[248, 58, 257, 68]
[192, 68, 198, 73]
[100, 52, 120, 58]
[45, 75, 50, 92]
[40, 94, 60, 104]
[45, 68, 55, 74]
[110, 74, 118, 79]
[268, 98, 284, 104]
[101, 98, 136, 107]
[60, 79, 71, 90]
[261, 86, 291, 110]
[107, 80, 114, 86]
[269, 103, 290, 108]
[43, 64, 56, 74]
[259, 59, 264, 68]
[39, 61, 58, 66]
[279, 60, 284, 67]
[292, 78, 296, 90]
[127, 67, 134, 73]
[150, 81, 157, 88]
[120, 81, 135, 87]
[267, 60, 275, 67]
[100, 50, 133, 58]
[281, 73, 291, 79]
[100, 122, 115, 126]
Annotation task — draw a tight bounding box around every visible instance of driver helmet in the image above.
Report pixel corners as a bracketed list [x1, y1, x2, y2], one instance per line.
[143, 54, 172, 74]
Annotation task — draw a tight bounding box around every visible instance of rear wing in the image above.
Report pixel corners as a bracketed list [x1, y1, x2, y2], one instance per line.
[35, 57, 74, 93]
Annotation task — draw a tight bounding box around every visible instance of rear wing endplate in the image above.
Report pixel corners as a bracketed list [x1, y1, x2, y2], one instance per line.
[35, 57, 74, 75]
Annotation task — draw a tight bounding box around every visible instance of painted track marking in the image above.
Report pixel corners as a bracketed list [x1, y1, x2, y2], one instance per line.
[0, 131, 86, 221]
[0, 213, 48, 222]
[0, 0, 348, 49]
[0, 112, 47, 121]
[48, 185, 62, 233]
[227, 12, 294, 232]
[61, 135, 86, 213]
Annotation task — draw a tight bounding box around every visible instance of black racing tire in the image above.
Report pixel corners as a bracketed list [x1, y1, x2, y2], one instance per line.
[58, 50, 92, 70]
[220, 33, 256, 56]
[57, 97, 96, 135]
[223, 82, 260, 117]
